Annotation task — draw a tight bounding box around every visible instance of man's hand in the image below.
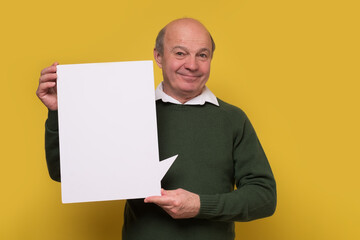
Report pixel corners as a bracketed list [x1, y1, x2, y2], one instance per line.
[144, 188, 200, 219]
[36, 62, 59, 110]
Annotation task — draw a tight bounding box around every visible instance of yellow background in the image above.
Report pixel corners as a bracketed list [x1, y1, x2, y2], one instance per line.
[1, 0, 359, 239]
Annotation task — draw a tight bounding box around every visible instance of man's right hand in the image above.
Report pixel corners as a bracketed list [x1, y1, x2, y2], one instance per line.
[36, 62, 59, 110]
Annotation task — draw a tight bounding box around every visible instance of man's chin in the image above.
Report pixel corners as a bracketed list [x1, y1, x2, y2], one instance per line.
[178, 86, 204, 98]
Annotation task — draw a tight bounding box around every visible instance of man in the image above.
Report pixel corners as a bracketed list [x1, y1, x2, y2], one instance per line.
[37, 18, 276, 240]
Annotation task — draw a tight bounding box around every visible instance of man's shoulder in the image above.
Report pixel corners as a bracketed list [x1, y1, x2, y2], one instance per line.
[212, 98, 251, 128]
[216, 98, 246, 118]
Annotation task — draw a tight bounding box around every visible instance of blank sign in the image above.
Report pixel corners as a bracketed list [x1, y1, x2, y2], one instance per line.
[57, 61, 176, 203]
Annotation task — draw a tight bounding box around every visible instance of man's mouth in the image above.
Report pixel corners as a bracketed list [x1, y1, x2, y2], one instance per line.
[177, 72, 201, 81]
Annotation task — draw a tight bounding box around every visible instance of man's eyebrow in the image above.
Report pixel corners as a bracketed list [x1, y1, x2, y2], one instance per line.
[171, 46, 189, 52]
[171, 46, 211, 53]
[198, 48, 211, 53]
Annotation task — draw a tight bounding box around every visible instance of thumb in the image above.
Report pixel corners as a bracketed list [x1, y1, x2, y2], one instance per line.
[161, 188, 168, 196]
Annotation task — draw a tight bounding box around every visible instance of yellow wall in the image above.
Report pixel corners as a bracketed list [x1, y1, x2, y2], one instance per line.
[1, 0, 359, 239]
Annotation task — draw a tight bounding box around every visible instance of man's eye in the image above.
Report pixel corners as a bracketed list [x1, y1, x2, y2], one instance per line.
[176, 52, 185, 56]
[199, 53, 208, 58]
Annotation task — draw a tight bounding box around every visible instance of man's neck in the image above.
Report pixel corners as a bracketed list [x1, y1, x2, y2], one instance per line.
[162, 84, 204, 104]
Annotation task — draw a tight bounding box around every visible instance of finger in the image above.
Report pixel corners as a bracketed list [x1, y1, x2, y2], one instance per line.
[41, 65, 58, 75]
[39, 73, 57, 83]
[37, 81, 56, 95]
[161, 189, 167, 195]
[144, 189, 167, 202]
[161, 189, 179, 197]
[144, 196, 173, 206]
[144, 195, 162, 203]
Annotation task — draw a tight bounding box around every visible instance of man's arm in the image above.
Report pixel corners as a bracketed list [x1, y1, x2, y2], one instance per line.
[45, 110, 61, 182]
[196, 115, 276, 221]
[37, 62, 61, 182]
[146, 114, 276, 221]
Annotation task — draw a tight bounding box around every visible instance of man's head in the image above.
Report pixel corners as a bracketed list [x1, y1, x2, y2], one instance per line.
[154, 18, 215, 103]
[155, 19, 216, 57]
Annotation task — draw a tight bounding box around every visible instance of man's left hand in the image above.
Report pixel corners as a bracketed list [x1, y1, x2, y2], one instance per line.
[144, 188, 200, 219]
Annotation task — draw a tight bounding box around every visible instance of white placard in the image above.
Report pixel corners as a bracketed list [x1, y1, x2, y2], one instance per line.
[57, 61, 176, 203]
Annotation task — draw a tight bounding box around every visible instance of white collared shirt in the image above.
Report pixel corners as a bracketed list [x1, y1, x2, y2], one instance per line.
[155, 82, 219, 106]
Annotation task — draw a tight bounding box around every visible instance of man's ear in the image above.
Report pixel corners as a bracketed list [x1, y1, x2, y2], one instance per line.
[154, 49, 163, 68]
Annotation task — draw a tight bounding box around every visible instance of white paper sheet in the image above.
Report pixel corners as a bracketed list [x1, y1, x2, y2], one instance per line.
[57, 61, 177, 203]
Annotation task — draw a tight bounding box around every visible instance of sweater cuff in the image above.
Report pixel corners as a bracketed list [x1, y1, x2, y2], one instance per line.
[46, 110, 59, 131]
[197, 194, 219, 219]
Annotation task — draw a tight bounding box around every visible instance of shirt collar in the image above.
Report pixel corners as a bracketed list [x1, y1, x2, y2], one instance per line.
[155, 82, 219, 106]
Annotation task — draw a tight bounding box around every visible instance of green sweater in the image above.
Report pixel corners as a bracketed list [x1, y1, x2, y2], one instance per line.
[44, 99, 276, 240]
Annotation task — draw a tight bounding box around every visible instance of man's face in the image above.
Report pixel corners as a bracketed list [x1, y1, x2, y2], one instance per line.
[154, 19, 213, 103]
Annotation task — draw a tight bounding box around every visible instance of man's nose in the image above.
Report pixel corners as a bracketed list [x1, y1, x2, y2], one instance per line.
[184, 56, 199, 71]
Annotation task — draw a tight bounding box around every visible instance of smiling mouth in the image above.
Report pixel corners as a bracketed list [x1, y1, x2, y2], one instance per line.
[177, 73, 201, 81]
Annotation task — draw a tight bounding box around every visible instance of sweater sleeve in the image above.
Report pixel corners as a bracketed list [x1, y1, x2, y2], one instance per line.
[197, 114, 276, 222]
[44, 110, 61, 182]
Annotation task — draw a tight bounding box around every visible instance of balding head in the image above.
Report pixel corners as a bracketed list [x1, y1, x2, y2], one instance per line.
[155, 18, 215, 57]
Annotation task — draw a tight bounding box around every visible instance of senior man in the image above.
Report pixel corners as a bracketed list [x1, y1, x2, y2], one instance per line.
[37, 18, 276, 240]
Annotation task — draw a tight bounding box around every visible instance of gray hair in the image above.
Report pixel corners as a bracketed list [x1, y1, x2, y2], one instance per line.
[154, 24, 216, 56]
